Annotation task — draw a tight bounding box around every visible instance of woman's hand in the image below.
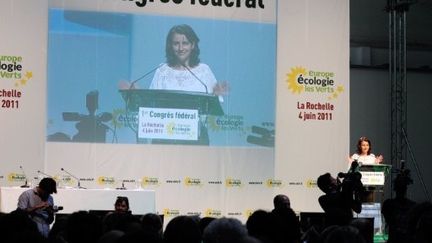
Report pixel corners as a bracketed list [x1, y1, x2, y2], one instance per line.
[213, 81, 229, 96]
[375, 155, 384, 164]
[118, 80, 138, 90]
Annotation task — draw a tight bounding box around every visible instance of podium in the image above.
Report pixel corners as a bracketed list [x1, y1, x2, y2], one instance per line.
[119, 89, 224, 145]
[358, 164, 391, 204]
[356, 164, 391, 234]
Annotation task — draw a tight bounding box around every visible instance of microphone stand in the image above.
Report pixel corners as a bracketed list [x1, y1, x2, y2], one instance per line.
[124, 63, 163, 143]
[116, 180, 127, 190]
[37, 170, 53, 178]
[61, 168, 86, 189]
[182, 64, 208, 94]
[401, 128, 431, 201]
[19, 166, 29, 188]
[182, 63, 212, 143]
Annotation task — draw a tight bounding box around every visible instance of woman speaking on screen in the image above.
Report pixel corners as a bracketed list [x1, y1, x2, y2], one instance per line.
[150, 24, 227, 95]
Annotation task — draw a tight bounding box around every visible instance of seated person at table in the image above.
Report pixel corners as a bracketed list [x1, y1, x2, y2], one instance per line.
[17, 177, 57, 238]
[114, 196, 130, 213]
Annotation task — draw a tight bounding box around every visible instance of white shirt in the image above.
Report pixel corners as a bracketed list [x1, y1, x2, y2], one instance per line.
[150, 63, 217, 93]
[351, 153, 377, 165]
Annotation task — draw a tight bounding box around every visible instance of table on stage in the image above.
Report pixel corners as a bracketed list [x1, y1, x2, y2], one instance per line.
[0, 187, 155, 215]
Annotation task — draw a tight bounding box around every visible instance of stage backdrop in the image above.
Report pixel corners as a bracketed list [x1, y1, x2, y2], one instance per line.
[0, 0, 349, 220]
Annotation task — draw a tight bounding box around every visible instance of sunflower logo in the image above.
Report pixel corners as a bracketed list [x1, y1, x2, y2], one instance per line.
[286, 66, 306, 94]
[207, 116, 220, 132]
[97, 176, 115, 185]
[110, 108, 125, 128]
[166, 122, 175, 135]
[204, 209, 222, 217]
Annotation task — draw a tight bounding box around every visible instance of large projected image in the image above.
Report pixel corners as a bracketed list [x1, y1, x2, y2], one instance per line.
[47, 9, 276, 147]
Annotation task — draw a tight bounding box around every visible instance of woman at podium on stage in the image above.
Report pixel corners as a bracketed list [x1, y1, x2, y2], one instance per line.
[349, 137, 384, 203]
[149, 24, 228, 96]
[349, 136, 383, 165]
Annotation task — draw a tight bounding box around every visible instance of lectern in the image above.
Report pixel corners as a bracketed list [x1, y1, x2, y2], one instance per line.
[119, 89, 224, 145]
[356, 164, 391, 234]
[358, 164, 391, 203]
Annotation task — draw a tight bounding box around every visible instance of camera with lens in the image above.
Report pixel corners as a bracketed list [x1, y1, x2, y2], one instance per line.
[45, 205, 64, 213]
[337, 160, 364, 213]
[394, 161, 413, 191]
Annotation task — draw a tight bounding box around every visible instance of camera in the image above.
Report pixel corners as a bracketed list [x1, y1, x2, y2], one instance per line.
[46, 205, 64, 213]
[336, 160, 364, 213]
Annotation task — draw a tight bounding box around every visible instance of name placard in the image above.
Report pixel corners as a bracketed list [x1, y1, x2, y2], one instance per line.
[360, 171, 385, 186]
[138, 107, 199, 140]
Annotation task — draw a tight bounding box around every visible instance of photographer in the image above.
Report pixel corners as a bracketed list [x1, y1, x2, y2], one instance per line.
[381, 166, 415, 243]
[338, 160, 364, 213]
[317, 163, 363, 226]
[17, 177, 58, 237]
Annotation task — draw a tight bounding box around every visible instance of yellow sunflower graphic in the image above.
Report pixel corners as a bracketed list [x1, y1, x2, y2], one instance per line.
[286, 66, 306, 94]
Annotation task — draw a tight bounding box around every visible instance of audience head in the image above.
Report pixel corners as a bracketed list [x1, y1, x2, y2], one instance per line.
[116, 230, 162, 243]
[317, 173, 337, 194]
[98, 230, 124, 243]
[163, 216, 201, 243]
[0, 210, 46, 243]
[273, 194, 291, 209]
[114, 196, 130, 213]
[66, 211, 103, 243]
[323, 225, 366, 243]
[141, 213, 163, 235]
[199, 217, 216, 235]
[103, 212, 140, 234]
[406, 201, 432, 243]
[203, 217, 248, 243]
[246, 210, 274, 242]
[350, 218, 373, 243]
[38, 177, 57, 201]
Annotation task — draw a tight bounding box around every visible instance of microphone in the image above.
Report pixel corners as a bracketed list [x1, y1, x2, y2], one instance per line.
[37, 170, 53, 178]
[182, 64, 208, 94]
[19, 165, 29, 188]
[61, 168, 86, 189]
[128, 63, 164, 89]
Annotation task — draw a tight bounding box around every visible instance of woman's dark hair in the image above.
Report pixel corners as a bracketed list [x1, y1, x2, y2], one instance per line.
[115, 196, 130, 211]
[356, 137, 371, 155]
[165, 24, 200, 67]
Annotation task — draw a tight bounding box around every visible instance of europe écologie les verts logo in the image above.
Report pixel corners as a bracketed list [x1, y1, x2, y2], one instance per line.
[0, 55, 33, 87]
[286, 66, 344, 100]
[1, 55, 33, 110]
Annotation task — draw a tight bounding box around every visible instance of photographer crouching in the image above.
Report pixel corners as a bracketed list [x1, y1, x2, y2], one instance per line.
[17, 177, 61, 237]
[317, 161, 364, 226]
